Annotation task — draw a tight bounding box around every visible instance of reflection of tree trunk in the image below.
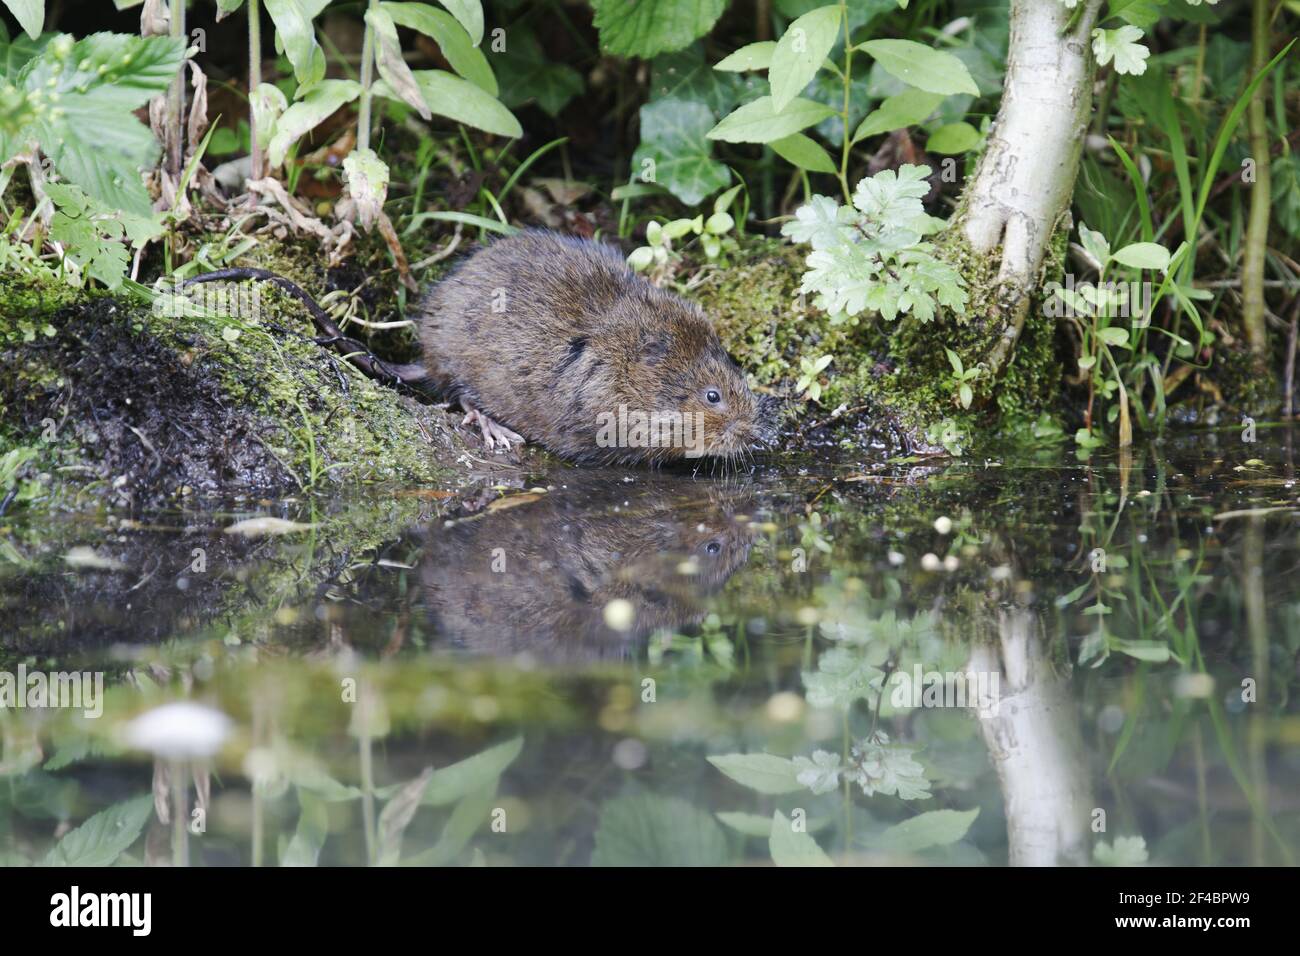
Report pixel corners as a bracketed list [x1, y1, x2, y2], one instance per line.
[956, 0, 1104, 378]
[968, 609, 1094, 866]
[1242, 517, 1268, 864]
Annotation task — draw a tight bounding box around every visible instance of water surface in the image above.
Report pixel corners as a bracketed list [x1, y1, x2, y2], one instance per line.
[3, 430, 1299, 866]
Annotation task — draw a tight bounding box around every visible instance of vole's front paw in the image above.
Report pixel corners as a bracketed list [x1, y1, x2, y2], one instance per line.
[461, 405, 524, 452]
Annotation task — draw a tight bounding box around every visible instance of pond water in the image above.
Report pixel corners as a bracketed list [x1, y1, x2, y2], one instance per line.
[3, 428, 1299, 867]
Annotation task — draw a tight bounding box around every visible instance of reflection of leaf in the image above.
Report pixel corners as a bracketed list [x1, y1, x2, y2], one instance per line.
[708, 753, 804, 794]
[43, 795, 153, 866]
[377, 767, 433, 866]
[878, 808, 978, 853]
[404, 783, 498, 865]
[590, 0, 728, 59]
[591, 793, 728, 866]
[769, 811, 833, 866]
[632, 98, 730, 206]
[280, 788, 329, 866]
[422, 737, 523, 806]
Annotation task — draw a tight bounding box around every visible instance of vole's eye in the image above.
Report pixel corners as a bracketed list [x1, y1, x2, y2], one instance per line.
[705, 541, 721, 555]
[705, 388, 722, 405]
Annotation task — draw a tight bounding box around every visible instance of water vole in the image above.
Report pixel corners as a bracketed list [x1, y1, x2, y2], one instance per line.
[413, 230, 778, 464]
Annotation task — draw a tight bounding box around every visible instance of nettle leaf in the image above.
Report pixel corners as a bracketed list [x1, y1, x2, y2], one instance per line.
[591, 793, 728, 866]
[43, 795, 152, 866]
[707, 752, 804, 794]
[17, 32, 185, 215]
[852, 88, 943, 143]
[769, 132, 836, 173]
[707, 95, 836, 144]
[264, 0, 327, 91]
[1092, 25, 1149, 76]
[769, 811, 834, 867]
[590, 0, 729, 60]
[858, 39, 979, 96]
[2, 0, 43, 41]
[381, 70, 521, 137]
[366, 6, 432, 119]
[852, 162, 930, 221]
[383, 2, 497, 95]
[268, 78, 362, 167]
[632, 97, 730, 206]
[494, 25, 582, 116]
[714, 40, 776, 72]
[770, 4, 841, 113]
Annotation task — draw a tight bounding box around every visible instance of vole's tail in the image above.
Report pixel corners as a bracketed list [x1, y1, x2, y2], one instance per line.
[180, 268, 430, 390]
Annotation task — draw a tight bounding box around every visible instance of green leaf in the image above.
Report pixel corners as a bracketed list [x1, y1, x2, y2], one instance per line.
[18, 33, 185, 216]
[632, 97, 730, 206]
[590, 0, 729, 59]
[1111, 241, 1170, 271]
[264, 0, 327, 91]
[857, 39, 979, 96]
[878, 808, 979, 853]
[376, 767, 433, 866]
[770, 4, 841, 113]
[1098, 326, 1131, 348]
[591, 793, 728, 866]
[769, 811, 833, 866]
[433, 0, 483, 46]
[366, 6, 432, 119]
[707, 95, 836, 144]
[342, 147, 390, 229]
[421, 736, 523, 806]
[852, 88, 943, 143]
[42, 795, 152, 866]
[1, 0, 43, 40]
[926, 121, 979, 154]
[651, 42, 764, 117]
[716, 811, 774, 837]
[1112, 639, 1171, 662]
[267, 78, 362, 167]
[0, 25, 50, 80]
[769, 132, 837, 173]
[494, 24, 581, 116]
[280, 788, 329, 866]
[403, 783, 498, 865]
[385, 69, 522, 137]
[714, 40, 776, 72]
[707, 752, 804, 794]
[382, 2, 496, 95]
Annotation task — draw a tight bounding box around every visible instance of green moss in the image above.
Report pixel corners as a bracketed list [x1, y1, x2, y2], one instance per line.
[687, 231, 1065, 452]
[0, 267, 471, 513]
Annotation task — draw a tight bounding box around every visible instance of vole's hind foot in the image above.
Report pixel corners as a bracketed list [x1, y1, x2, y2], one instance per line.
[461, 404, 524, 452]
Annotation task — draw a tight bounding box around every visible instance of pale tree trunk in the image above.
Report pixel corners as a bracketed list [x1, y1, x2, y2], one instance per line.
[967, 609, 1095, 866]
[958, 0, 1105, 377]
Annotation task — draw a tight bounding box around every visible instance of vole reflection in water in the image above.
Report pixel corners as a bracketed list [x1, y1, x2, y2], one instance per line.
[418, 476, 757, 662]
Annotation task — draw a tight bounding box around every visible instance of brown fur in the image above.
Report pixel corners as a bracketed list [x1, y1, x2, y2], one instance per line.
[418, 475, 756, 661]
[413, 230, 777, 464]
